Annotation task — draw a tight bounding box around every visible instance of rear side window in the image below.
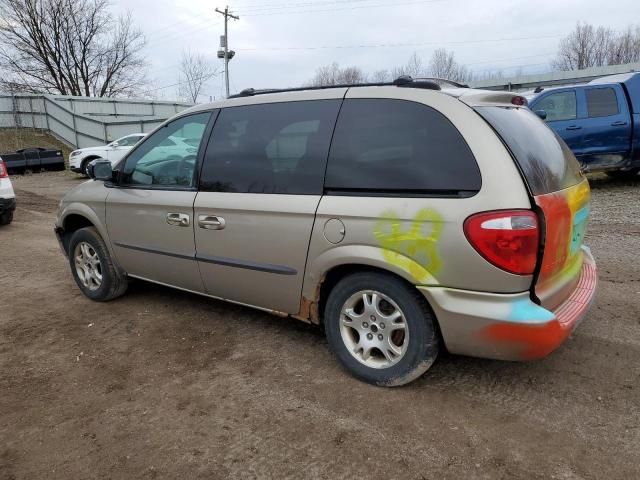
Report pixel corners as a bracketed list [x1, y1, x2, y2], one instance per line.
[199, 100, 341, 194]
[586, 87, 619, 117]
[325, 99, 481, 194]
[476, 106, 583, 195]
[535, 91, 577, 121]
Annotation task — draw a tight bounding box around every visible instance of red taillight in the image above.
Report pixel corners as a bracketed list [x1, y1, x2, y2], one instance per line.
[464, 210, 539, 275]
[511, 95, 528, 106]
[0, 161, 7, 178]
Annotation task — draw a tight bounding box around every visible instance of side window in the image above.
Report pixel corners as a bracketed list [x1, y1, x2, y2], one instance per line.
[325, 99, 481, 193]
[536, 91, 577, 122]
[117, 136, 139, 147]
[121, 112, 211, 188]
[200, 100, 341, 194]
[586, 87, 619, 117]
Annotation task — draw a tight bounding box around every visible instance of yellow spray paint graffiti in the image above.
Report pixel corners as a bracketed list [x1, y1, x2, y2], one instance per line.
[373, 208, 444, 283]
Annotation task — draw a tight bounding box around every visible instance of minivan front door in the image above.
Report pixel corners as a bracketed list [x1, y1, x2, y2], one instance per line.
[106, 111, 214, 292]
[194, 99, 343, 313]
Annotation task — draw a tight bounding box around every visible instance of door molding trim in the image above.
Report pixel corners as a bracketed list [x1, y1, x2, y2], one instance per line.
[196, 253, 297, 275]
[114, 241, 297, 275]
[113, 241, 195, 260]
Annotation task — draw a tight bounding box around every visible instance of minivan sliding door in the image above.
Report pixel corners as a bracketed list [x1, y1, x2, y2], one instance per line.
[194, 98, 342, 313]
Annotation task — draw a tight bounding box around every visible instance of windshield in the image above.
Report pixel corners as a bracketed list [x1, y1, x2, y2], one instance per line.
[475, 106, 583, 195]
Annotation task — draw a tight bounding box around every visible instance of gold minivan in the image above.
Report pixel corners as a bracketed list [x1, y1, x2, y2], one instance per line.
[55, 77, 597, 386]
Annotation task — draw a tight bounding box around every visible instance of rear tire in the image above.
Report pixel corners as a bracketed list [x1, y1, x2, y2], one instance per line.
[606, 168, 640, 179]
[68, 227, 128, 301]
[0, 210, 13, 225]
[324, 272, 439, 387]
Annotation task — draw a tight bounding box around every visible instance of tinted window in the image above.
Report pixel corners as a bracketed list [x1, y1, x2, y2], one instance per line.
[325, 99, 480, 193]
[536, 91, 577, 122]
[121, 112, 211, 187]
[586, 87, 619, 117]
[200, 100, 341, 194]
[476, 106, 583, 195]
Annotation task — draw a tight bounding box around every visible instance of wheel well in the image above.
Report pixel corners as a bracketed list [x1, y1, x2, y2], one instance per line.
[315, 263, 444, 347]
[61, 214, 94, 252]
[317, 264, 415, 320]
[80, 156, 101, 168]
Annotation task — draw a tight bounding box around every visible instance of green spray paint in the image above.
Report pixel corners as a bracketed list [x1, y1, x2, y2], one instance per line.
[373, 208, 444, 283]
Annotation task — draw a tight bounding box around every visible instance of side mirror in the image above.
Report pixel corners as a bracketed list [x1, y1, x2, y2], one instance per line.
[534, 110, 547, 120]
[110, 141, 119, 148]
[87, 159, 113, 181]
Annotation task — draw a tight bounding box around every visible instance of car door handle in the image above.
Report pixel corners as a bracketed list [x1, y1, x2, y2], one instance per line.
[198, 215, 226, 230]
[566, 125, 582, 130]
[166, 212, 190, 227]
[610, 121, 627, 126]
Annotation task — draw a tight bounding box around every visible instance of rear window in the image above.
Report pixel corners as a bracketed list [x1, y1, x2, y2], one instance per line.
[476, 106, 583, 195]
[586, 87, 619, 117]
[325, 99, 481, 195]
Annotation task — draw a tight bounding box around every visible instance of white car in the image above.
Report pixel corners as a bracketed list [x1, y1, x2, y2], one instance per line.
[0, 159, 16, 225]
[69, 133, 146, 175]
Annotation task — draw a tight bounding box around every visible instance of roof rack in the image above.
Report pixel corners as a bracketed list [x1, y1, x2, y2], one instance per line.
[229, 76, 448, 98]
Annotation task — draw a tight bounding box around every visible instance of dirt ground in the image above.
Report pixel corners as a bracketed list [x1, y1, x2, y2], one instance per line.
[1, 171, 639, 480]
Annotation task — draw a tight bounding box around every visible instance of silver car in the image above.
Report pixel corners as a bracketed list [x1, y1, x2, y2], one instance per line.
[55, 77, 597, 386]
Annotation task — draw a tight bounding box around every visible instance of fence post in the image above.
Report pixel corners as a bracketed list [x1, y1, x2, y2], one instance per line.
[43, 96, 50, 132]
[70, 98, 79, 148]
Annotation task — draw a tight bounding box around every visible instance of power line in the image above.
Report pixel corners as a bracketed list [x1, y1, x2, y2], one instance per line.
[234, 34, 564, 51]
[238, 0, 448, 16]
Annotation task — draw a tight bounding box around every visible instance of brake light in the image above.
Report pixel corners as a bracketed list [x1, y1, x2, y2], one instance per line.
[464, 210, 539, 275]
[0, 161, 7, 178]
[511, 96, 527, 106]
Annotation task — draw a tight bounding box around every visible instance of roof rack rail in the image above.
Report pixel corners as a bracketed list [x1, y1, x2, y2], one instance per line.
[411, 77, 470, 88]
[229, 76, 444, 98]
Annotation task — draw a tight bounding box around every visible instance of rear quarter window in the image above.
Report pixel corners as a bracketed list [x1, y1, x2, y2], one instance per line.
[325, 99, 481, 195]
[586, 87, 619, 117]
[476, 106, 583, 195]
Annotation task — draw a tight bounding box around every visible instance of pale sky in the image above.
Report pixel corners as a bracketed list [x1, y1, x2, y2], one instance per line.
[110, 0, 640, 101]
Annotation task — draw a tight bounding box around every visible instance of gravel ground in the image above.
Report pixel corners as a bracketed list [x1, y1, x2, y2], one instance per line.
[1, 171, 639, 480]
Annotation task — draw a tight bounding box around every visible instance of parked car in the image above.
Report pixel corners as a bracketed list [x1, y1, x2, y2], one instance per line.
[1, 147, 64, 173]
[527, 72, 640, 178]
[69, 133, 146, 175]
[0, 159, 16, 225]
[54, 78, 597, 386]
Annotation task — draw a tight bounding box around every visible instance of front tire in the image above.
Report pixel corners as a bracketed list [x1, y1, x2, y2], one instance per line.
[68, 227, 128, 301]
[324, 272, 439, 387]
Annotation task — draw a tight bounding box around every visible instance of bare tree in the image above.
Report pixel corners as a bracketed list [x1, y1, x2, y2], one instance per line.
[427, 48, 473, 83]
[371, 69, 391, 82]
[608, 25, 640, 65]
[306, 62, 368, 86]
[0, 0, 147, 96]
[552, 22, 640, 70]
[178, 50, 219, 103]
[391, 52, 426, 78]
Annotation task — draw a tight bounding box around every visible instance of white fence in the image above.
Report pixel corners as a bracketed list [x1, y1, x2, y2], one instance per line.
[0, 94, 193, 148]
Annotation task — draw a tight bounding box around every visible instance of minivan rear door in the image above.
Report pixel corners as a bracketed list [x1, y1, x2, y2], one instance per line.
[193, 98, 343, 314]
[476, 106, 590, 310]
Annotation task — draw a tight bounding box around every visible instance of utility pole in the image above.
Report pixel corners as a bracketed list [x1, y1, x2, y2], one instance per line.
[215, 6, 239, 98]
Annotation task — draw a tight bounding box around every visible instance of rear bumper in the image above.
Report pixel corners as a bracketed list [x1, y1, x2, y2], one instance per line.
[419, 246, 597, 361]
